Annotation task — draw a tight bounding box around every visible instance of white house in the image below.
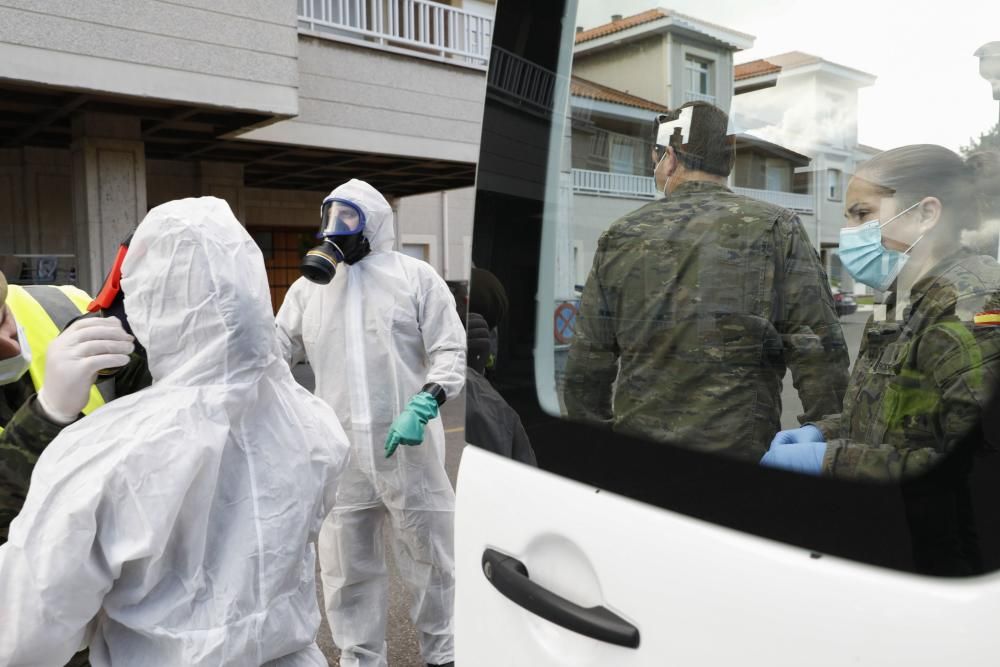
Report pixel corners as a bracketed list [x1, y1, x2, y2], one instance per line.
[733, 51, 878, 285]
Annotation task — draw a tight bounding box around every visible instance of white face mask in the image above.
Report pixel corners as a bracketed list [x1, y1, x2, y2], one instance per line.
[654, 149, 673, 199]
[0, 321, 32, 386]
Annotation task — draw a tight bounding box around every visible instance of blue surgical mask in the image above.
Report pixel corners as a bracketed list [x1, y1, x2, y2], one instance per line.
[838, 201, 923, 291]
[0, 321, 31, 386]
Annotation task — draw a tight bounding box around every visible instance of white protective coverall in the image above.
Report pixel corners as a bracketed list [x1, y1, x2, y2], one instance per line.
[276, 179, 466, 667]
[0, 197, 350, 667]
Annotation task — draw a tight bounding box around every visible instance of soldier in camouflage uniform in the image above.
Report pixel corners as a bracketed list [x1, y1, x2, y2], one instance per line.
[563, 102, 850, 461]
[0, 270, 150, 545]
[814, 251, 1000, 479]
[0, 268, 150, 667]
[766, 145, 1000, 480]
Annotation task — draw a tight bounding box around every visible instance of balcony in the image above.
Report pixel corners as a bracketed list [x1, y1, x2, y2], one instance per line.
[684, 91, 717, 104]
[488, 46, 557, 111]
[298, 0, 492, 67]
[572, 169, 658, 199]
[571, 170, 816, 213]
[731, 186, 814, 214]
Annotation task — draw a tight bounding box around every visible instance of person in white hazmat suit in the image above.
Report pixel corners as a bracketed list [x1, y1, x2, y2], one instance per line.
[276, 179, 466, 667]
[0, 196, 351, 667]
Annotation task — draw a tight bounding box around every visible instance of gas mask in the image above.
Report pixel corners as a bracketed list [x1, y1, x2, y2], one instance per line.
[301, 197, 371, 285]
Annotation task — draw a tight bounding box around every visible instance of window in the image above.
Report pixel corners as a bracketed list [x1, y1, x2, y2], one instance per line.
[401, 243, 430, 262]
[765, 159, 791, 191]
[608, 135, 637, 174]
[470, 0, 1000, 580]
[684, 55, 714, 103]
[246, 227, 315, 312]
[827, 168, 842, 200]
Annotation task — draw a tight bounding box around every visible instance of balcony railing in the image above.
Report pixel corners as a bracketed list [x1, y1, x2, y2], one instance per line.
[684, 91, 717, 104]
[298, 0, 492, 67]
[488, 46, 557, 111]
[570, 170, 816, 212]
[731, 186, 814, 214]
[572, 169, 658, 199]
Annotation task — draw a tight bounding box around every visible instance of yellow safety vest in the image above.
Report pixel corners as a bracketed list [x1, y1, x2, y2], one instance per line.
[3, 285, 109, 429]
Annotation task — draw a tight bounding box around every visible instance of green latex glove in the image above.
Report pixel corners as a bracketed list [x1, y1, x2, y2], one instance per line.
[385, 392, 440, 458]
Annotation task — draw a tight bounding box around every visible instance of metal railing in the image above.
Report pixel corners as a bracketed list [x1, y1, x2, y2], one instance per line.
[487, 46, 557, 111]
[570, 170, 816, 211]
[298, 0, 492, 66]
[7, 254, 78, 285]
[684, 91, 717, 104]
[571, 169, 658, 199]
[732, 186, 814, 213]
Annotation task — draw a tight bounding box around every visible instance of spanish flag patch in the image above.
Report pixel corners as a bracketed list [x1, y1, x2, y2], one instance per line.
[974, 310, 1000, 326]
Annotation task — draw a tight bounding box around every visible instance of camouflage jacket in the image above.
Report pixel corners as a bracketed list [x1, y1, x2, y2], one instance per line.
[563, 180, 849, 461]
[0, 353, 150, 545]
[816, 249, 1000, 480]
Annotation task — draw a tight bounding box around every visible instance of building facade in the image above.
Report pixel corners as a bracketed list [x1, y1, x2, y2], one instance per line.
[0, 0, 493, 306]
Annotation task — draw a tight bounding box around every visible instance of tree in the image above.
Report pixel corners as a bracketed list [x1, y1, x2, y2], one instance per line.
[961, 122, 1000, 157]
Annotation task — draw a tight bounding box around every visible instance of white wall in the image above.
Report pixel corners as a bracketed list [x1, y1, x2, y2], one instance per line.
[0, 0, 299, 115]
[395, 186, 476, 280]
[573, 34, 668, 106]
[241, 36, 486, 164]
[570, 193, 654, 282]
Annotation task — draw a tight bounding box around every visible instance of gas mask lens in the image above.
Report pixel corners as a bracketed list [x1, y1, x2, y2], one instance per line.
[302, 197, 372, 284]
[319, 199, 366, 237]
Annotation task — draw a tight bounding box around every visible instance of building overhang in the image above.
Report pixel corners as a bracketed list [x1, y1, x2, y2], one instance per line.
[736, 59, 877, 94]
[0, 80, 475, 198]
[571, 96, 659, 123]
[734, 134, 811, 167]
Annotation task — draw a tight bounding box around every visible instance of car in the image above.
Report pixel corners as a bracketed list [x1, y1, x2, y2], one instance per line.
[455, 1, 1000, 665]
[832, 287, 858, 315]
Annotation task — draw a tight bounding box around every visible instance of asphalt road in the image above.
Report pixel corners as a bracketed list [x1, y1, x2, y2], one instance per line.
[291, 363, 465, 666]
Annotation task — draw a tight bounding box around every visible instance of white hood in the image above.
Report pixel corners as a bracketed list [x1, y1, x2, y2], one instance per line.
[122, 196, 279, 384]
[0, 196, 351, 666]
[326, 179, 395, 254]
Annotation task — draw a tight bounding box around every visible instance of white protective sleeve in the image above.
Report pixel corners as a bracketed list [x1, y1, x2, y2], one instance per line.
[275, 278, 308, 367]
[417, 264, 467, 402]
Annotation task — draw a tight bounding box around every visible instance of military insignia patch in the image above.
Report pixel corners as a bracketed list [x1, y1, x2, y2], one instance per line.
[974, 310, 1000, 326]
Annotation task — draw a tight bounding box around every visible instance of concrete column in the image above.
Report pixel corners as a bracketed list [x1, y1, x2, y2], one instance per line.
[198, 161, 245, 223]
[71, 113, 146, 293]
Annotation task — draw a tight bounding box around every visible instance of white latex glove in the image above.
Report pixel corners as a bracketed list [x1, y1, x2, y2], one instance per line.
[37, 317, 134, 424]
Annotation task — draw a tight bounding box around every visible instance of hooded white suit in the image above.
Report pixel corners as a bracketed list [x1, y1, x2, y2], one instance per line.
[275, 179, 466, 666]
[0, 197, 350, 666]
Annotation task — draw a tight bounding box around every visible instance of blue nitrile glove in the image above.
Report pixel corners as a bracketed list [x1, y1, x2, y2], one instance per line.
[760, 440, 827, 476]
[385, 392, 439, 458]
[769, 424, 824, 448]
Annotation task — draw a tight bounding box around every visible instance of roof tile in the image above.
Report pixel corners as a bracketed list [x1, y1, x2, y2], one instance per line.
[570, 75, 671, 113]
[575, 9, 667, 44]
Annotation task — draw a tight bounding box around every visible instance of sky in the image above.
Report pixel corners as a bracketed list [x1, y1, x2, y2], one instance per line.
[575, 0, 1000, 152]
